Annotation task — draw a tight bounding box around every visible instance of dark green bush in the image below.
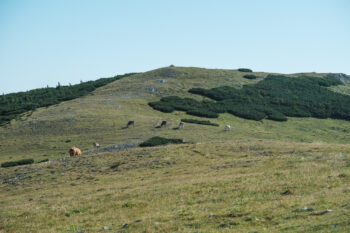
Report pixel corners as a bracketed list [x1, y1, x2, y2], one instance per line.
[38, 159, 49, 163]
[238, 68, 253, 72]
[186, 109, 218, 118]
[110, 161, 124, 169]
[181, 119, 219, 126]
[149, 75, 348, 122]
[139, 136, 184, 147]
[148, 102, 174, 113]
[266, 111, 287, 121]
[1, 159, 34, 168]
[243, 74, 258, 79]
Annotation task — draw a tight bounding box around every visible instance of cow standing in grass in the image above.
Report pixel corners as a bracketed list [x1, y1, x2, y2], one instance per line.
[69, 147, 82, 156]
[93, 142, 100, 149]
[160, 121, 167, 128]
[127, 120, 135, 128]
[179, 121, 184, 129]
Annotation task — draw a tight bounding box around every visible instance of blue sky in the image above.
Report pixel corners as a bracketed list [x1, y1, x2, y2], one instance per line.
[0, 0, 349, 94]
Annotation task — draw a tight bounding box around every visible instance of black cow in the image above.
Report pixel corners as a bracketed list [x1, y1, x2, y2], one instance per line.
[160, 121, 167, 127]
[179, 121, 184, 128]
[127, 120, 135, 128]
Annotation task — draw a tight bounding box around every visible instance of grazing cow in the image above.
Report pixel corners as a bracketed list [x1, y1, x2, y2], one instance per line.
[69, 147, 82, 156]
[93, 142, 100, 149]
[179, 121, 184, 128]
[225, 125, 231, 131]
[160, 121, 167, 128]
[127, 120, 135, 128]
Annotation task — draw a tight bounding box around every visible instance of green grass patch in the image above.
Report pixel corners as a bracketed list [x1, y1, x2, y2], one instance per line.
[1, 159, 34, 168]
[181, 118, 219, 126]
[139, 136, 184, 147]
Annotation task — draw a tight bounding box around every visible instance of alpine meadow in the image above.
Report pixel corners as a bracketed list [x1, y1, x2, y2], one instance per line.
[1, 66, 350, 232]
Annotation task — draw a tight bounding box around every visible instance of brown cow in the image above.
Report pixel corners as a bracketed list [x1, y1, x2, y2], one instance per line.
[69, 147, 81, 156]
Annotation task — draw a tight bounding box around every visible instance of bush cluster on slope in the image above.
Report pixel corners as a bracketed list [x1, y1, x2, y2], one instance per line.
[139, 136, 184, 147]
[149, 75, 349, 122]
[181, 118, 219, 126]
[243, 74, 258, 79]
[0, 73, 136, 126]
[238, 68, 253, 72]
[1, 159, 34, 168]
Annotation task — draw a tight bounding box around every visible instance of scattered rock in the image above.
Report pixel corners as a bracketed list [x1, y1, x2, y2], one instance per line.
[149, 87, 156, 93]
[58, 157, 69, 162]
[330, 73, 350, 84]
[135, 219, 142, 223]
[236, 83, 243, 88]
[311, 209, 333, 216]
[338, 173, 346, 178]
[281, 189, 292, 195]
[160, 68, 176, 77]
[244, 217, 252, 222]
[65, 118, 75, 123]
[301, 206, 308, 211]
[84, 142, 138, 155]
[102, 226, 109, 230]
[28, 198, 33, 201]
[208, 213, 215, 218]
[156, 79, 166, 83]
[121, 223, 129, 229]
[320, 209, 333, 215]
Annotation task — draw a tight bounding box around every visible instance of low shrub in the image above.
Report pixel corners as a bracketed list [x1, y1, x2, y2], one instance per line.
[186, 109, 218, 118]
[1, 159, 34, 168]
[110, 161, 124, 169]
[38, 159, 49, 163]
[181, 118, 219, 126]
[238, 68, 253, 72]
[139, 136, 184, 147]
[243, 74, 258, 79]
[148, 102, 174, 113]
[267, 111, 287, 121]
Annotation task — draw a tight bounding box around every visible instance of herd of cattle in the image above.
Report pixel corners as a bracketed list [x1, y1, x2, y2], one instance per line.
[69, 120, 231, 156]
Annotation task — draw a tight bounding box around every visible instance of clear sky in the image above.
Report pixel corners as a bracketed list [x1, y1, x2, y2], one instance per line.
[0, 0, 349, 94]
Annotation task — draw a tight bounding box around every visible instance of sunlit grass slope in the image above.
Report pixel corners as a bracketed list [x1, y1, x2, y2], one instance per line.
[0, 140, 349, 232]
[0, 66, 350, 232]
[0, 66, 350, 163]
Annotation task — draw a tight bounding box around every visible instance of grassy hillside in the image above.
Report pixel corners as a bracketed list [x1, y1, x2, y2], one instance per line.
[0, 66, 350, 232]
[1, 67, 350, 164]
[0, 73, 136, 126]
[1, 140, 349, 232]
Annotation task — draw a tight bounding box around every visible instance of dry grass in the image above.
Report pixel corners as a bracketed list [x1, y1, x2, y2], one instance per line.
[1, 67, 350, 164]
[1, 67, 350, 232]
[1, 140, 349, 232]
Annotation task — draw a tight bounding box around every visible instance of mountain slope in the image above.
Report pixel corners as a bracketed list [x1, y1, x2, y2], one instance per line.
[1, 66, 350, 233]
[1, 139, 350, 232]
[1, 67, 350, 163]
